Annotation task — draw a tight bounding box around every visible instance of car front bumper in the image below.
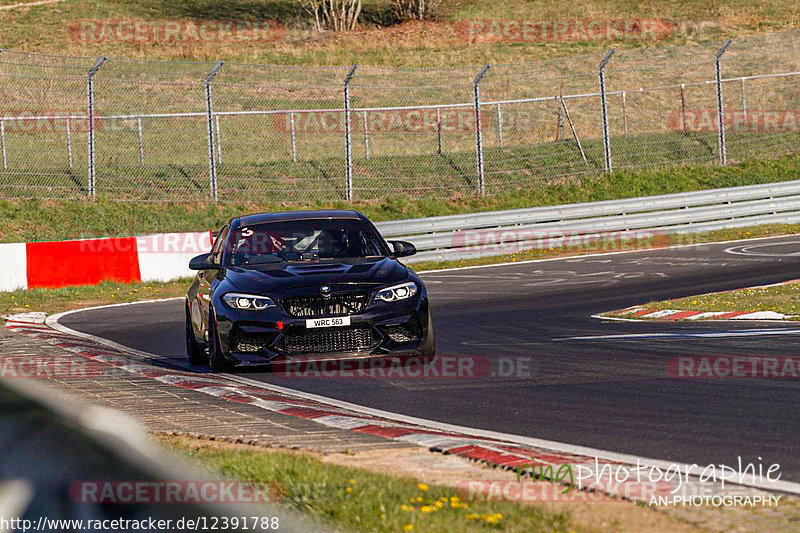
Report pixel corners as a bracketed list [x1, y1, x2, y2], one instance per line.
[213, 295, 432, 367]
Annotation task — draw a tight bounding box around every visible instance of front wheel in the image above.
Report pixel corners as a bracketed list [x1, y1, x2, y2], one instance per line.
[186, 304, 206, 366]
[208, 311, 232, 373]
[420, 310, 436, 362]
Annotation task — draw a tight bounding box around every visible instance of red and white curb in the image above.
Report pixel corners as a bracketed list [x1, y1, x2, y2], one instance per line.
[0, 231, 212, 292]
[597, 278, 800, 322]
[603, 308, 796, 322]
[3, 312, 798, 502]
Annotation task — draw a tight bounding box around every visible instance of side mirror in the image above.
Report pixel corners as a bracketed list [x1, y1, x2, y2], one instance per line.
[388, 240, 417, 258]
[189, 253, 219, 270]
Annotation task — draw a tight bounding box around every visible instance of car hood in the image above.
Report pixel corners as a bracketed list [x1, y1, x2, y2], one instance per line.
[223, 257, 411, 294]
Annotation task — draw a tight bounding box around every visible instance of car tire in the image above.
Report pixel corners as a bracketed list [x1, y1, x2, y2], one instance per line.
[420, 311, 436, 363]
[185, 304, 206, 366]
[208, 311, 232, 373]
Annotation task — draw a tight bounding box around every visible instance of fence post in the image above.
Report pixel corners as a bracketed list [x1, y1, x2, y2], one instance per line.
[715, 39, 732, 165]
[137, 117, 145, 166]
[496, 103, 503, 148]
[740, 77, 747, 124]
[436, 107, 443, 155]
[363, 111, 370, 160]
[66, 118, 73, 171]
[598, 50, 615, 173]
[621, 91, 628, 135]
[0, 120, 6, 171]
[86, 56, 107, 198]
[215, 115, 223, 166]
[473, 64, 490, 196]
[680, 84, 687, 132]
[290, 112, 297, 163]
[204, 61, 224, 201]
[343, 64, 358, 202]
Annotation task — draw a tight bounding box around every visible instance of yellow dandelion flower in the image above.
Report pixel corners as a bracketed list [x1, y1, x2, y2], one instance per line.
[345, 487, 352, 494]
[420, 506, 433, 514]
[466, 514, 479, 521]
[416, 496, 423, 502]
[449, 496, 460, 502]
[434, 501, 443, 509]
[403, 525, 414, 532]
[348, 479, 356, 485]
[401, 504, 413, 512]
[418, 483, 428, 492]
[439, 496, 448, 502]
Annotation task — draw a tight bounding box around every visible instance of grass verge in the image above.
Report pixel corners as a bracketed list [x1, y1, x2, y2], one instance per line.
[156, 435, 574, 533]
[2, 223, 799, 320]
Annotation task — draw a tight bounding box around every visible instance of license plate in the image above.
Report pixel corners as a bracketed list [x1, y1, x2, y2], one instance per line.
[306, 316, 351, 329]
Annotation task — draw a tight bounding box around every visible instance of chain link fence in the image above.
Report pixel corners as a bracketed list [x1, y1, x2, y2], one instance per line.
[1, 30, 799, 202]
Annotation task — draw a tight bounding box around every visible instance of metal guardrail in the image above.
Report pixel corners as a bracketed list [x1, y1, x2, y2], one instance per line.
[0, 374, 325, 532]
[375, 180, 800, 262]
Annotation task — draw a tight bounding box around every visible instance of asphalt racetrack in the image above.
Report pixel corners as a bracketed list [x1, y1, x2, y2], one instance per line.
[60, 236, 800, 481]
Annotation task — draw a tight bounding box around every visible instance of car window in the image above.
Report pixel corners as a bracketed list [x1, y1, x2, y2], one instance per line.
[230, 219, 388, 266]
[211, 225, 229, 265]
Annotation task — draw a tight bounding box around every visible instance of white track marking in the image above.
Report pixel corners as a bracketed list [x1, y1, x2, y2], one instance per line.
[46, 300, 800, 495]
[561, 329, 800, 341]
[417, 232, 800, 275]
[725, 241, 800, 257]
[0, 0, 64, 11]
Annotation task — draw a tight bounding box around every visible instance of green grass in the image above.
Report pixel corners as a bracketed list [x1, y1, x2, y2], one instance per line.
[158, 435, 578, 533]
[3, 153, 800, 243]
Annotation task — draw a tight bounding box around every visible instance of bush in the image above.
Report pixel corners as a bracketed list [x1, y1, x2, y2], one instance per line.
[301, 0, 363, 32]
[391, 0, 440, 21]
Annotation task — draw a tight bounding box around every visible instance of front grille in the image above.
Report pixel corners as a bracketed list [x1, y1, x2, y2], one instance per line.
[281, 291, 370, 318]
[384, 324, 420, 343]
[232, 332, 277, 353]
[283, 326, 375, 354]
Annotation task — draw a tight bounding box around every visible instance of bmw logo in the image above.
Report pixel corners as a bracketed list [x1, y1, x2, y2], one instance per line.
[320, 286, 331, 294]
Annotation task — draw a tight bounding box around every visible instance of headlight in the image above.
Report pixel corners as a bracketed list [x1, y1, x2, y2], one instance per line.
[375, 281, 418, 303]
[222, 293, 276, 310]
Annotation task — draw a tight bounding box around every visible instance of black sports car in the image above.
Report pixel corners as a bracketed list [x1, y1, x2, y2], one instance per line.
[186, 210, 435, 372]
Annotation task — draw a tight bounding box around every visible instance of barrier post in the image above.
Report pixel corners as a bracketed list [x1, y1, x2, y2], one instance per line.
[86, 56, 107, 198]
[343, 64, 358, 201]
[204, 61, 224, 201]
[715, 39, 732, 165]
[598, 50, 615, 173]
[473, 64, 490, 195]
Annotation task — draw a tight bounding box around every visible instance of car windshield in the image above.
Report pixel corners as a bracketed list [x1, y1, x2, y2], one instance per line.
[228, 219, 389, 266]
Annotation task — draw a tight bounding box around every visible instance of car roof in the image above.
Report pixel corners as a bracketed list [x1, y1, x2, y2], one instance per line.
[234, 210, 368, 226]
